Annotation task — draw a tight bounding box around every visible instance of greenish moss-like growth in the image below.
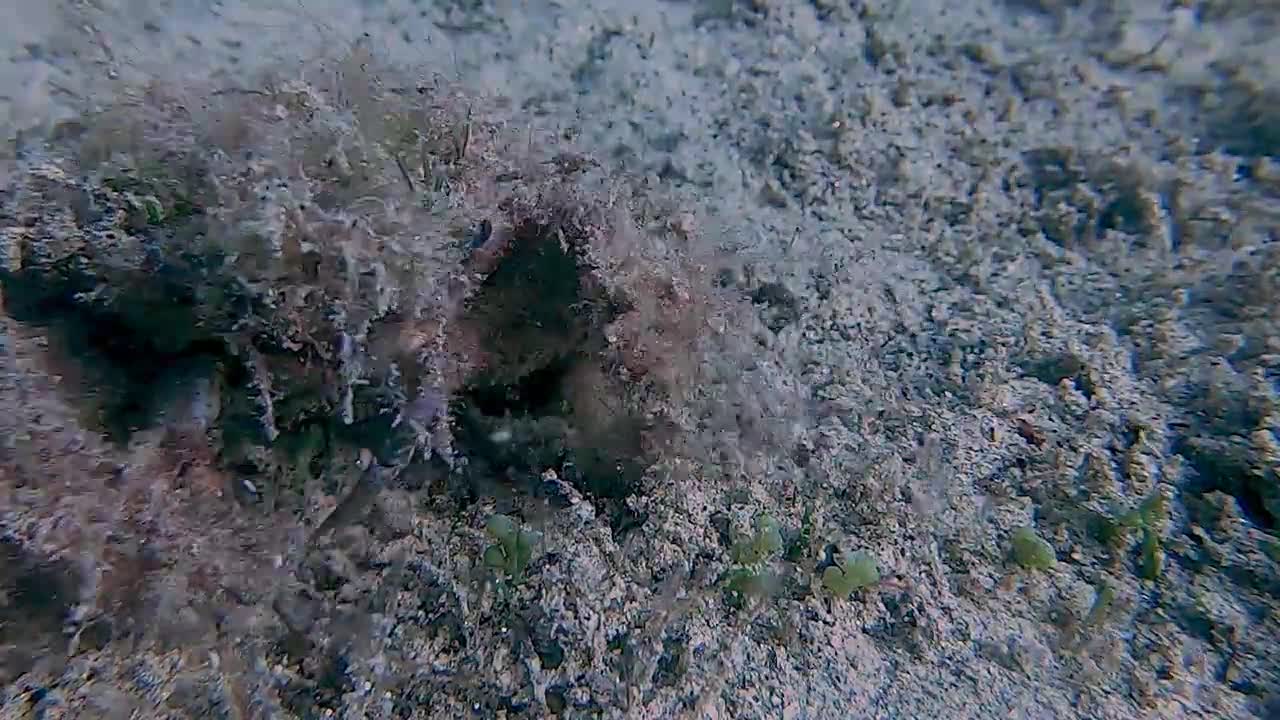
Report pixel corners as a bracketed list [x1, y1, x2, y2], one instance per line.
[785, 506, 815, 563]
[723, 566, 779, 606]
[1141, 489, 1172, 579]
[1010, 527, 1057, 570]
[821, 549, 880, 599]
[1092, 492, 1167, 545]
[1138, 493, 1168, 525]
[1262, 537, 1280, 564]
[483, 514, 540, 581]
[722, 513, 786, 608]
[1139, 526, 1163, 580]
[1093, 507, 1145, 545]
[1089, 492, 1168, 581]
[1084, 581, 1116, 626]
[101, 170, 196, 227]
[732, 513, 785, 565]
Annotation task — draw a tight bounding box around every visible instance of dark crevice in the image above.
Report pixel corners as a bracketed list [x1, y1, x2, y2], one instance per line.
[464, 354, 577, 418]
[447, 222, 652, 535]
[1176, 438, 1276, 531]
[0, 272, 230, 443]
[0, 537, 79, 683]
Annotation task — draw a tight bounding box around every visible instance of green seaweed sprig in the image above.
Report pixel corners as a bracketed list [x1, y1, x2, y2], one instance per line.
[1009, 526, 1057, 571]
[722, 513, 785, 606]
[731, 513, 784, 564]
[482, 514, 541, 582]
[821, 549, 880, 599]
[1092, 492, 1167, 580]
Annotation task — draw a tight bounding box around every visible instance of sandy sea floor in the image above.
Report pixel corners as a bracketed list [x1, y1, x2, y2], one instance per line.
[2, 1, 1280, 718]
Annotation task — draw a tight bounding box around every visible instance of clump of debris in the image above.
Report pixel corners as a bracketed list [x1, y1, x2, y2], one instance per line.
[0, 48, 738, 716]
